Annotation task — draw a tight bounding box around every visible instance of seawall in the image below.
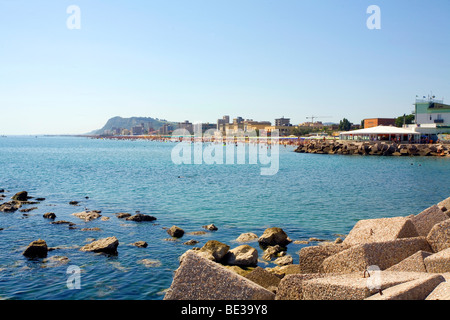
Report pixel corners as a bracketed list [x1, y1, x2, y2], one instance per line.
[294, 140, 450, 157]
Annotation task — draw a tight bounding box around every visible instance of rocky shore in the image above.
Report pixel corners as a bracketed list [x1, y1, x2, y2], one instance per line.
[294, 140, 450, 157]
[2, 189, 450, 300]
[164, 196, 450, 300]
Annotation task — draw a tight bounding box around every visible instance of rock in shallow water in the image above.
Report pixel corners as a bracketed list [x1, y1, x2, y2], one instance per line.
[167, 226, 184, 238]
[258, 227, 291, 247]
[125, 213, 157, 222]
[23, 239, 48, 258]
[80, 236, 119, 254]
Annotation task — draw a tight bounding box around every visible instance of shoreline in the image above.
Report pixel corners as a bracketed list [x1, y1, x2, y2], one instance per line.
[295, 140, 450, 157]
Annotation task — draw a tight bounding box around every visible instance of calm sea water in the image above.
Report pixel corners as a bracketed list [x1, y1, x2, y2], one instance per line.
[0, 136, 449, 300]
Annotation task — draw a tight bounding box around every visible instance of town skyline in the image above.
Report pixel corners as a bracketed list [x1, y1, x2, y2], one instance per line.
[1, 1, 449, 135]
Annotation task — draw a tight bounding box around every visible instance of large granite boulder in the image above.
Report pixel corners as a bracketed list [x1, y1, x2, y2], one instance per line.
[343, 217, 419, 246]
[258, 227, 291, 247]
[224, 245, 258, 267]
[426, 219, 450, 252]
[322, 237, 432, 273]
[410, 205, 449, 237]
[23, 239, 48, 258]
[80, 236, 119, 254]
[164, 251, 275, 300]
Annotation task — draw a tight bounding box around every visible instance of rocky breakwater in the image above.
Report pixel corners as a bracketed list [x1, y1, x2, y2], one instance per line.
[294, 140, 450, 157]
[165, 195, 450, 300]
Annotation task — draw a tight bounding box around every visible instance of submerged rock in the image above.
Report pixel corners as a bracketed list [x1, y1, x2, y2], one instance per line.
[43, 256, 69, 267]
[138, 259, 161, 268]
[202, 224, 218, 231]
[133, 241, 148, 248]
[51, 220, 75, 226]
[0, 201, 22, 212]
[20, 207, 38, 213]
[236, 233, 259, 243]
[125, 213, 157, 222]
[115, 212, 131, 219]
[43, 212, 56, 219]
[23, 239, 48, 258]
[183, 240, 199, 246]
[72, 211, 102, 222]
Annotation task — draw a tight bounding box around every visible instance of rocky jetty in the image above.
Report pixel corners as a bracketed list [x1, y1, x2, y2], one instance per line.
[166, 196, 450, 300]
[294, 140, 450, 157]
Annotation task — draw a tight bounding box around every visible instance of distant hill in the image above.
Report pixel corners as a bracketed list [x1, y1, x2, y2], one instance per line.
[89, 116, 177, 135]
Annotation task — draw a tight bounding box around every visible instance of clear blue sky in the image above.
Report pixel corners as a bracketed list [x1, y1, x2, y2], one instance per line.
[0, 0, 449, 134]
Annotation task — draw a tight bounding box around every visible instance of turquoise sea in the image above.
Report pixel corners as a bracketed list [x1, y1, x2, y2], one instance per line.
[0, 136, 449, 300]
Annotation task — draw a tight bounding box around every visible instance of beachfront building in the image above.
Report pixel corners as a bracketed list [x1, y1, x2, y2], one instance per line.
[339, 125, 420, 142]
[178, 121, 193, 134]
[131, 123, 146, 135]
[275, 117, 291, 127]
[244, 120, 272, 132]
[159, 124, 174, 135]
[298, 121, 325, 130]
[402, 97, 450, 141]
[363, 118, 396, 129]
[193, 122, 216, 134]
[265, 125, 296, 137]
[217, 115, 230, 133]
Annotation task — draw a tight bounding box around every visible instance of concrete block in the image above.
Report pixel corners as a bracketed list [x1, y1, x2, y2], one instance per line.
[424, 248, 450, 273]
[411, 205, 449, 237]
[438, 196, 450, 215]
[343, 217, 419, 246]
[164, 251, 275, 300]
[298, 244, 349, 274]
[365, 275, 444, 300]
[244, 267, 281, 291]
[322, 237, 432, 273]
[426, 282, 450, 300]
[386, 250, 432, 272]
[427, 220, 450, 252]
[302, 272, 424, 300]
[275, 273, 328, 300]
